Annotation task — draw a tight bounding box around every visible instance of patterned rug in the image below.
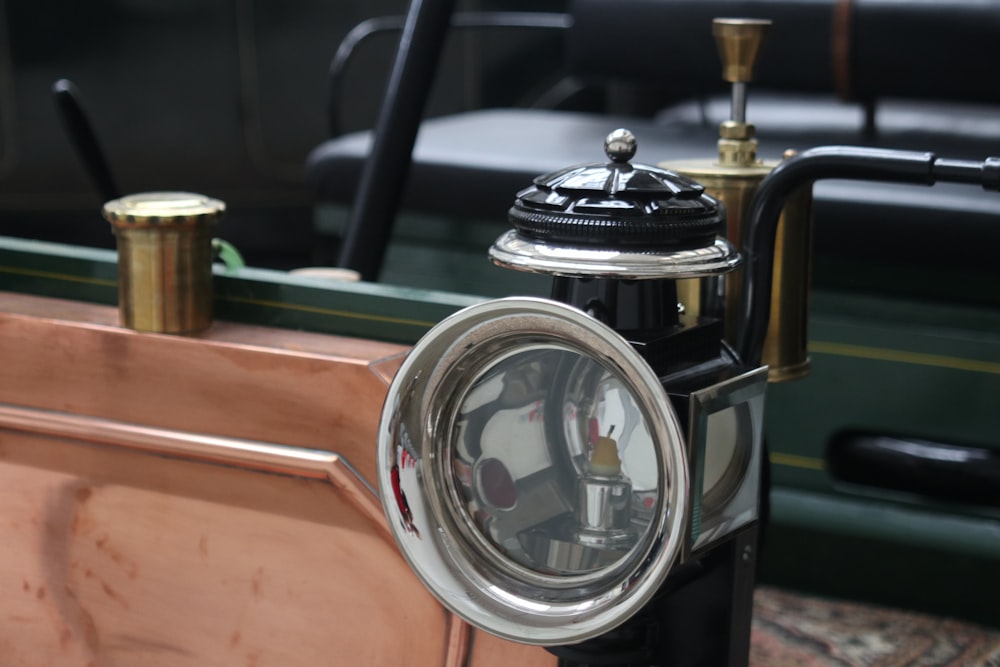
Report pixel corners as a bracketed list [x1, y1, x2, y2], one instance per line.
[751, 587, 1000, 666]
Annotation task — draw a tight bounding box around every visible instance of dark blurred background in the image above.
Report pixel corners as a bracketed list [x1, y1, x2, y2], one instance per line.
[0, 0, 564, 268]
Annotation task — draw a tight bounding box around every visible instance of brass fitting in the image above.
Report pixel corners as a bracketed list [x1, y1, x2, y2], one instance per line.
[712, 19, 771, 84]
[103, 192, 225, 334]
[719, 121, 755, 140]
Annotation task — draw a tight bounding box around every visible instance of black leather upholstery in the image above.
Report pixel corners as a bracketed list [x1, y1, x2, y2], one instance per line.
[567, 0, 835, 96]
[308, 0, 1000, 295]
[570, 0, 1000, 104]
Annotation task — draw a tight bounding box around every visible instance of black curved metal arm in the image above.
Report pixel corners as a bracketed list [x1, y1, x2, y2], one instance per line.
[334, 4, 573, 281]
[52, 79, 120, 202]
[334, 0, 456, 281]
[736, 145, 1000, 366]
[327, 11, 571, 136]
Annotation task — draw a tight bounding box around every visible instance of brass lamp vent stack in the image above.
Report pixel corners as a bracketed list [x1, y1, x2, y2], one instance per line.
[665, 17, 813, 382]
[103, 192, 226, 334]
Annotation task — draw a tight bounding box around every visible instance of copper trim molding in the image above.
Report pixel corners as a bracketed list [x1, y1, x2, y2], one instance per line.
[445, 615, 474, 667]
[0, 291, 407, 484]
[0, 402, 390, 540]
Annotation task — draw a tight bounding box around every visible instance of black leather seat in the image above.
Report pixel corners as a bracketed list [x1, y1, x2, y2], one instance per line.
[308, 0, 1000, 300]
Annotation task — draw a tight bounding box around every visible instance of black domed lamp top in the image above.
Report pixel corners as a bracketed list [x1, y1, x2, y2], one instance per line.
[509, 129, 723, 248]
[490, 129, 739, 280]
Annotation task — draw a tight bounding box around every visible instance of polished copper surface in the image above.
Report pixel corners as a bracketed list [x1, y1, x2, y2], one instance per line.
[0, 292, 555, 666]
[0, 412, 455, 666]
[0, 292, 403, 482]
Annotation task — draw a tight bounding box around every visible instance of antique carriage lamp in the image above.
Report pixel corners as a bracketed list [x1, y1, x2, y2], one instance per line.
[374, 16, 1000, 662]
[377, 129, 768, 665]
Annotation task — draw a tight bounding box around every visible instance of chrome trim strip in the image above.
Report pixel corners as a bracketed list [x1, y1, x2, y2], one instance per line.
[490, 231, 741, 279]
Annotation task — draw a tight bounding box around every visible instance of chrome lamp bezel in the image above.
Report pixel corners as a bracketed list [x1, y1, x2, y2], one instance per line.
[377, 297, 690, 646]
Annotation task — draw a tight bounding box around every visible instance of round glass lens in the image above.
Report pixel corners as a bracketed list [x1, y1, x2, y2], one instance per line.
[450, 346, 660, 576]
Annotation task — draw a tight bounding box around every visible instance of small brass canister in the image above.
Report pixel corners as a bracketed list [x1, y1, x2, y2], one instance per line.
[664, 18, 813, 382]
[103, 192, 226, 334]
[667, 160, 813, 382]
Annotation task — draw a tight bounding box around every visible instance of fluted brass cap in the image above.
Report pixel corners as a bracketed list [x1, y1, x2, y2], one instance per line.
[103, 191, 226, 229]
[713, 18, 771, 83]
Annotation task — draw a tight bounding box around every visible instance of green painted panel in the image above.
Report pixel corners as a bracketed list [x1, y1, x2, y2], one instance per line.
[813, 256, 1000, 308]
[766, 289, 1000, 516]
[764, 489, 1000, 627]
[0, 237, 119, 305]
[0, 235, 480, 344]
[213, 267, 481, 343]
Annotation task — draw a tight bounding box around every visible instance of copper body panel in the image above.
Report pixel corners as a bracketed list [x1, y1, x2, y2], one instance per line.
[0, 292, 555, 667]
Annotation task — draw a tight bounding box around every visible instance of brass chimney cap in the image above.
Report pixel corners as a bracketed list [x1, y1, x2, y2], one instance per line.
[103, 191, 226, 228]
[712, 18, 771, 83]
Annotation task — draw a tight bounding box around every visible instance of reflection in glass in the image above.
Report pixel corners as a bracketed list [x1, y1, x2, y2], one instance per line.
[698, 405, 753, 518]
[449, 346, 660, 576]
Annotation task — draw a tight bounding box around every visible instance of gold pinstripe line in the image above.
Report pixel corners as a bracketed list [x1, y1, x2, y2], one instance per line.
[810, 341, 1000, 375]
[6, 264, 996, 370]
[769, 452, 825, 471]
[0, 265, 117, 287]
[217, 294, 438, 329]
[0, 264, 438, 329]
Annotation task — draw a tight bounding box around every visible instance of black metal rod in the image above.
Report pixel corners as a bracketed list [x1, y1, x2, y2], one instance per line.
[736, 145, 1000, 366]
[327, 12, 570, 137]
[52, 79, 120, 202]
[337, 0, 458, 281]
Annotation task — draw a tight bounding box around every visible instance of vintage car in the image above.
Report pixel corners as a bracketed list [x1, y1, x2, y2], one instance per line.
[1, 0, 998, 665]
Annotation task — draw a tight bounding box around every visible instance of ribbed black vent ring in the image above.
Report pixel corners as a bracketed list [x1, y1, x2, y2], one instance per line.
[508, 206, 722, 247]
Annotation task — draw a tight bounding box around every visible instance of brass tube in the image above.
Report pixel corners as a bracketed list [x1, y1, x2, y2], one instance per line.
[762, 184, 812, 382]
[667, 159, 813, 382]
[113, 225, 216, 333]
[103, 192, 225, 334]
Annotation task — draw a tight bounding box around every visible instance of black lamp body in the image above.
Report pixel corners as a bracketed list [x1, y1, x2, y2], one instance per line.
[543, 277, 765, 667]
[491, 132, 768, 666]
